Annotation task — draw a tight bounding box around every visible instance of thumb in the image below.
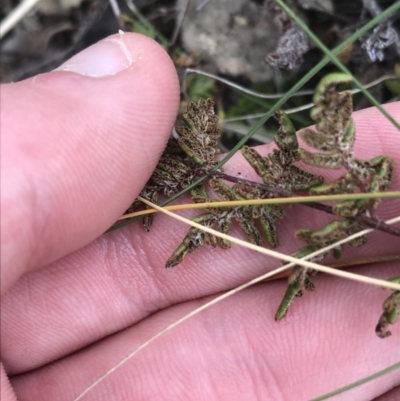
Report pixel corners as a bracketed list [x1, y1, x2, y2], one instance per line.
[0, 33, 180, 294]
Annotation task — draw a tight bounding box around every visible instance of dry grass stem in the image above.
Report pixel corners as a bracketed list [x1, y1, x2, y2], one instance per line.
[138, 197, 400, 290]
[73, 197, 399, 400]
[0, 0, 41, 38]
[119, 191, 400, 220]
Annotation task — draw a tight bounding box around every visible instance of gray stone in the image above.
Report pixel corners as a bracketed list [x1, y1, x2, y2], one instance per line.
[178, 0, 279, 82]
[298, 0, 334, 13]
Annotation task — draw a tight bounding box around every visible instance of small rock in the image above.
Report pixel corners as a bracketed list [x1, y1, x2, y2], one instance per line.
[298, 0, 334, 13]
[178, 0, 279, 82]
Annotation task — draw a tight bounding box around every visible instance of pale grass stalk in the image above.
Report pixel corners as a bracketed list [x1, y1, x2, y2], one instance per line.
[139, 198, 400, 290]
[108, 0, 121, 19]
[72, 200, 400, 401]
[0, 0, 41, 38]
[182, 68, 314, 100]
[119, 191, 400, 220]
[182, 68, 397, 121]
[220, 74, 398, 124]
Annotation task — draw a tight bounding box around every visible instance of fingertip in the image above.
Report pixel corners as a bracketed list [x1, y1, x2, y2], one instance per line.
[0, 33, 180, 293]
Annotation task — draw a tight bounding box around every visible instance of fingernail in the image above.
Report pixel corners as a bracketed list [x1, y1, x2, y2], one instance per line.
[54, 35, 133, 77]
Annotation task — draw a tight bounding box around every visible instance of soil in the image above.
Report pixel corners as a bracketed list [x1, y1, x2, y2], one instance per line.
[1, 0, 398, 113]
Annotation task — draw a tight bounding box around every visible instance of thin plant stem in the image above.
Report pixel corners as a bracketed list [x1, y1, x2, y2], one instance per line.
[170, 0, 190, 46]
[0, 0, 40, 38]
[330, 254, 400, 269]
[120, 191, 400, 213]
[108, 0, 125, 29]
[268, 253, 400, 281]
[220, 74, 398, 124]
[124, 0, 170, 48]
[182, 68, 314, 100]
[309, 361, 400, 401]
[120, 188, 400, 238]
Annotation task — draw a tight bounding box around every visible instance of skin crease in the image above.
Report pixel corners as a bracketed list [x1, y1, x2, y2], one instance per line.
[1, 33, 399, 401]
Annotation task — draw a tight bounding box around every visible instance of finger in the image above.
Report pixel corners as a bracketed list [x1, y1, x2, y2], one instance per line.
[0, 363, 16, 401]
[10, 262, 400, 401]
[374, 385, 400, 401]
[2, 103, 399, 375]
[0, 33, 180, 294]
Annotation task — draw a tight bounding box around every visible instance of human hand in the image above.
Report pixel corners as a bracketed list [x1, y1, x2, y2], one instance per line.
[1, 33, 399, 401]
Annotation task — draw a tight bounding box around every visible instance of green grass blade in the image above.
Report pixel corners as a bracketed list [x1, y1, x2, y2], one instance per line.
[159, 5, 400, 201]
[275, 0, 400, 130]
[164, 4, 400, 198]
[125, 3, 170, 48]
[309, 361, 400, 401]
[107, 3, 399, 233]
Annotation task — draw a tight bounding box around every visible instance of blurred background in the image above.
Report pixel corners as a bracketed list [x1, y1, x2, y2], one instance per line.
[1, 0, 399, 148]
